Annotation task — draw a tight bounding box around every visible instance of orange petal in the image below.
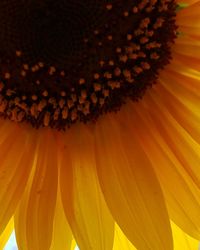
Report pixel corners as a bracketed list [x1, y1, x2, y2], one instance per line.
[173, 41, 200, 59]
[128, 95, 200, 239]
[172, 52, 200, 71]
[95, 114, 173, 250]
[50, 189, 73, 250]
[158, 69, 200, 144]
[0, 218, 14, 249]
[177, 1, 200, 25]
[15, 129, 58, 250]
[59, 125, 114, 250]
[0, 121, 36, 234]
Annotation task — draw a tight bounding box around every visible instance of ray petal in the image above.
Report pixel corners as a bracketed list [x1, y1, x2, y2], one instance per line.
[15, 129, 58, 250]
[50, 189, 73, 250]
[177, 1, 200, 25]
[0, 218, 14, 249]
[127, 97, 200, 239]
[59, 125, 114, 250]
[113, 221, 200, 250]
[113, 224, 137, 250]
[172, 222, 199, 250]
[95, 114, 173, 250]
[0, 121, 36, 234]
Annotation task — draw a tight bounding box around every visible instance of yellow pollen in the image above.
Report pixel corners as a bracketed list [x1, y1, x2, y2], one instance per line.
[94, 73, 100, 79]
[132, 7, 138, 13]
[127, 34, 133, 41]
[38, 62, 44, 68]
[79, 78, 85, 85]
[44, 112, 51, 126]
[106, 4, 113, 10]
[42, 90, 48, 97]
[21, 70, 26, 77]
[60, 70, 65, 76]
[0, 82, 4, 91]
[94, 83, 101, 91]
[16, 50, 22, 57]
[23, 64, 29, 70]
[60, 91, 66, 97]
[38, 99, 47, 112]
[4, 72, 11, 79]
[59, 99, 65, 109]
[32, 95, 38, 101]
[62, 107, 68, 119]
[123, 11, 129, 17]
[91, 93, 98, 104]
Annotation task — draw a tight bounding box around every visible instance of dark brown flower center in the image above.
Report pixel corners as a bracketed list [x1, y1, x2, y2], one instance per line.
[0, 0, 177, 129]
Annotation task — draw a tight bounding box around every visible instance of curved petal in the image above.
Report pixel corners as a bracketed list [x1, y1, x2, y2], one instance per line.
[95, 114, 173, 250]
[172, 52, 200, 71]
[172, 222, 199, 250]
[127, 96, 200, 239]
[0, 121, 36, 234]
[0, 218, 14, 249]
[15, 129, 58, 250]
[113, 224, 137, 250]
[113, 221, 199, 250]
[158, 70, 200, 143]
[59, 125, 114, 250]
[173, 37, 200, 58]
[50, 189, 73, 250]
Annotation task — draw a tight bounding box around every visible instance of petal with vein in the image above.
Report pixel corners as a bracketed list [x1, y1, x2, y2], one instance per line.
[15, 129, 58, 250]
[0, 218, 14, 249]
[50, 189, 73, 250]
[0, 122, 36, 234]
[95, 114, 173, 250]
[172, 222, 199, 250]
[113, 224, 137, 250]
[59, 125, 114, 250]
[129, 98, 200, 239]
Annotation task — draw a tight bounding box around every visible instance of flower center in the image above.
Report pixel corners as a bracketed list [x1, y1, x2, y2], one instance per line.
[0, 0, 177, 129]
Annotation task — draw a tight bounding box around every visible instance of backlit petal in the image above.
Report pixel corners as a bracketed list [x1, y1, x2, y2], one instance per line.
[128, 97, 200, 239]
[15, 129, 58, 250]
[50, 189, 73, 250]
[0, 218, 14, 249]
[95, 114, 173, 250]
[0, 121, 36, 234]
[113, 224, 137, 250]
[172, 222, 199, 250]
[59, 125, 114, 250]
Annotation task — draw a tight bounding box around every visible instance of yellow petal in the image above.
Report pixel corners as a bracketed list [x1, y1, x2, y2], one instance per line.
[159, 68, 200, 141]
[0, 121, 36, 234]
[59, 125, 114, 250]
[113, 222, 200, 250]
[50, 189, 73, 250]
[95, 114, 173, 250]
[128, 96, 200, 239]
[113, 224, 137, 250]
[15, 129, 58, 250]
[172, 222, 199, 250]
[0, 218, 14, 249]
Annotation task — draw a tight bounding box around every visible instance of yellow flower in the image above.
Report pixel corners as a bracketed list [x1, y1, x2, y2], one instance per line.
[0, 0, 200, 249]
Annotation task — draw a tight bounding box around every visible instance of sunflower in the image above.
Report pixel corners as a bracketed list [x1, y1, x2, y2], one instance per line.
[0, 0, 200, 249]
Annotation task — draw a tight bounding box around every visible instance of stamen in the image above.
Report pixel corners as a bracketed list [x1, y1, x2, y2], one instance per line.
[0, 0, 177, 129]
